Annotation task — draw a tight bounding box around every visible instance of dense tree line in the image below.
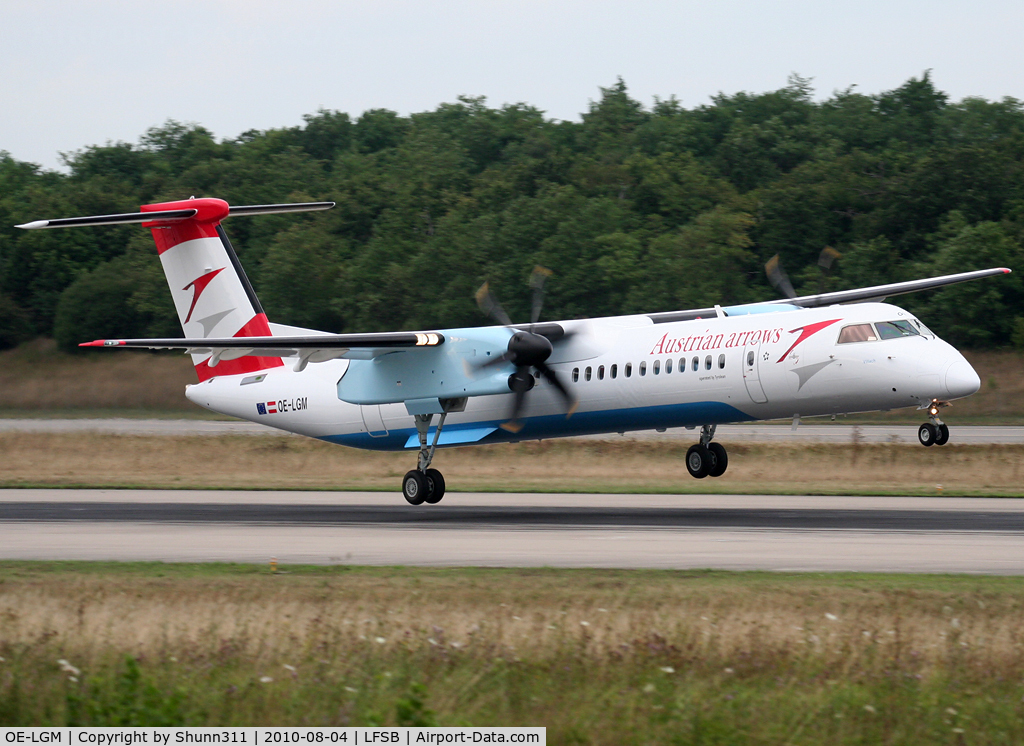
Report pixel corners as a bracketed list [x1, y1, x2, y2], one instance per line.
[1, 73, 1022, 352]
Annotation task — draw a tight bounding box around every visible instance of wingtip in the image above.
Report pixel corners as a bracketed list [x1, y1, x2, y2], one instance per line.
[79, 339, 122, 347]
[15, 220, 48, 230]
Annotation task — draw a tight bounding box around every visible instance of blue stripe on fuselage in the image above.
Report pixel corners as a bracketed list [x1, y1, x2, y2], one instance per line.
[319, 400, 755, 451]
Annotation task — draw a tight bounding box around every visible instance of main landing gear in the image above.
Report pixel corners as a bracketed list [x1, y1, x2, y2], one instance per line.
[402, 412, 449, 505]
[918, 399, 950, 447]
[685, 424, 729, 479]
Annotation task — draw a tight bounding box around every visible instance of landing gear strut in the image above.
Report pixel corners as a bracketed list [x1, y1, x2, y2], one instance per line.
[402, 405, 458, 505]
[686, 424, 729, 479]
[918, 399, 950, 447]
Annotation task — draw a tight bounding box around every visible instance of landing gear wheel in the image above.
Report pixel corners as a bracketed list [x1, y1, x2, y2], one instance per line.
[424, 469, 446, 504]
[707, 442, 728, 477]
[918, 423, 938, 447]
[402, 470, 429, 505]
[686, 444, 712, 479]
[935, 424, 950, 446]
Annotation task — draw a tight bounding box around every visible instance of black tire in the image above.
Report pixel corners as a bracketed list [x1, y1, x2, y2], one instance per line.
[402, 470, 428, 505]
[707, 442, 728, 477]
[686, 444, 711, 479]
[935, 424, 950, 446]
[424, 468, 446, 504]
[918, 423, 937, 447]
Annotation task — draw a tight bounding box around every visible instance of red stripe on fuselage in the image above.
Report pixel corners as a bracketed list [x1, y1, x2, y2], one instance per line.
[193, 312, 283, 382]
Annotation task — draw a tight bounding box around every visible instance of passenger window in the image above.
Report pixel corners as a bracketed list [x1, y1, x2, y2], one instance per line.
[598, 365, 605, 380]
[746, 351, 755, 367]
[625, 363, 632, 378]
[705, 355, 712, 370]
[692, 357, 699, 371]
[572, 367, 579, 383]
[653, 360, 660, 375]
[665, 358, 673, 374]
[876, 320, 921, 340]
[639, 361, 647, 376]
[718, 354, 726, 369]
[585, 366, 592, 381]
[611, 364, 618, 379]
[837, 324, 878, 344]
[679, 358, 686, 373]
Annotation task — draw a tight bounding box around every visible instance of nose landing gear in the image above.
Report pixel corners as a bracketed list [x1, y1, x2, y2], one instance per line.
[918, 399, 950, 447]
[685, 424, 729, 479]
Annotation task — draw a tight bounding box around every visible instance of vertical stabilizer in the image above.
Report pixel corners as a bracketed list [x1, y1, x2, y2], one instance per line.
[141, 197, 283, 381]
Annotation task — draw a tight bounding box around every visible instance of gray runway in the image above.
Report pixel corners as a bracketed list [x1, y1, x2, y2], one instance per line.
[2, 418, 1024, 443]
[2, 490, 1023, 574]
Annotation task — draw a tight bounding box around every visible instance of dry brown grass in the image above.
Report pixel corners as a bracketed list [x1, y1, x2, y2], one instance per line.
[0, 339, 199, 412]
[1, 432, 1022, 495]
[3, 568, 1022, 682]
[3, 565, 1024, 735]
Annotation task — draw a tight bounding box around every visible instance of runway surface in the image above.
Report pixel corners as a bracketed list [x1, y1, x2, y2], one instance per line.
[2, 418, 1024, 443]
[3, 490, 1023, 574]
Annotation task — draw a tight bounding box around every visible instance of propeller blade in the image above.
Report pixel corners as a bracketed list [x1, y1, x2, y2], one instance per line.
[529, 265, 553, 326]
[536, 363, 578, 417]
[499, 367, 532, 433]
[475, 282, 513, 327]
[817, 246, 842, 294]
[765, 254, 797, 300]
[818, 246, 842, 271]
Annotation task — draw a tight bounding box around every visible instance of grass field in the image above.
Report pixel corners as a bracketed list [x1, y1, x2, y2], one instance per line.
[2, 340, 1024, 424]
[1, 562, 1022, 741]
[2, 432, 1022, 496]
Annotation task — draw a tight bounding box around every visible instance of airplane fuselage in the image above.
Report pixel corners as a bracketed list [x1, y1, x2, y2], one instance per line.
[186, 301, 980, 451]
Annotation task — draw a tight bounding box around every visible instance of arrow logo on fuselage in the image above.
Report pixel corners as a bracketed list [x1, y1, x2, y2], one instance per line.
[776, 318, 842, 363]
[183, 267, 226, 323]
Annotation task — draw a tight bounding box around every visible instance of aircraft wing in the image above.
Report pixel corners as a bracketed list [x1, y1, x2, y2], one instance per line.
[648, 267, 1012, 323]
[80, 331, 444, 371]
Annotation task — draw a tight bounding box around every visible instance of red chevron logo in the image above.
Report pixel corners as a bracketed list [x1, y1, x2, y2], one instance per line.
[776, 318, 842, 363]
[183, 268, 226, 323]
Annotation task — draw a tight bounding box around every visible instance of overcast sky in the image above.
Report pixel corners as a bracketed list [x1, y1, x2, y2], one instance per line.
[3, 0, 1023, 170]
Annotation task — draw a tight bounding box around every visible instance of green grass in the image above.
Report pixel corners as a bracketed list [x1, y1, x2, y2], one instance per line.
[2, 562, 1024, 741]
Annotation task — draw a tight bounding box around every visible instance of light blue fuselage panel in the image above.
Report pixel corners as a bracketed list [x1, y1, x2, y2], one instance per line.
[321, 400, 755, 451]
[336, 327, 515, 405]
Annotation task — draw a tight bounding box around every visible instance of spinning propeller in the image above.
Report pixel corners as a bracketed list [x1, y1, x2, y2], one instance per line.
[766, 247, 842, 299]
[474, 267, 578, 433]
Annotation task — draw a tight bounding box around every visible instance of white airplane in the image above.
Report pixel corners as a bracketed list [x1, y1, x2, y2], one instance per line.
[18, 198, 1011, 504]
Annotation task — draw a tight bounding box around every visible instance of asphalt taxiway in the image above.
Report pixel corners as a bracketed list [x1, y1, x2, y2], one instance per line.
[2, 490, 1022, 574]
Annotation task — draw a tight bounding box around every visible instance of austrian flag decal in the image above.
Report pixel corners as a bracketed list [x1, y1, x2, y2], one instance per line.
[267, 401, 278, 414]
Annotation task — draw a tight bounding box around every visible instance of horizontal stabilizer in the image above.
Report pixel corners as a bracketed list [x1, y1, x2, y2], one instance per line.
[81, 331, 445, 372]
[16, 209, 197, 229]
[16, 201, 335, 230]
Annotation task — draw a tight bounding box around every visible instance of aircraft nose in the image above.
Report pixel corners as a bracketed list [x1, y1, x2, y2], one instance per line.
[944, 359, 980, 399]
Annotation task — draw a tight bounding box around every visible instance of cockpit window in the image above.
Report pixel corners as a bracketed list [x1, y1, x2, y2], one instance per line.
[876, 320, 921, 340]
[837, 323, 877, 344]
[910, 318, 934, 336]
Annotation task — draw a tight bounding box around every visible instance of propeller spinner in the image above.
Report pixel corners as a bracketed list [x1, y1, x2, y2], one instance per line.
[474, 267, 577, 432]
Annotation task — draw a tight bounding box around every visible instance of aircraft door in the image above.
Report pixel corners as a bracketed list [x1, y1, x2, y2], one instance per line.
[742, 342, 769, 404]
[360, 405, 389, 437]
